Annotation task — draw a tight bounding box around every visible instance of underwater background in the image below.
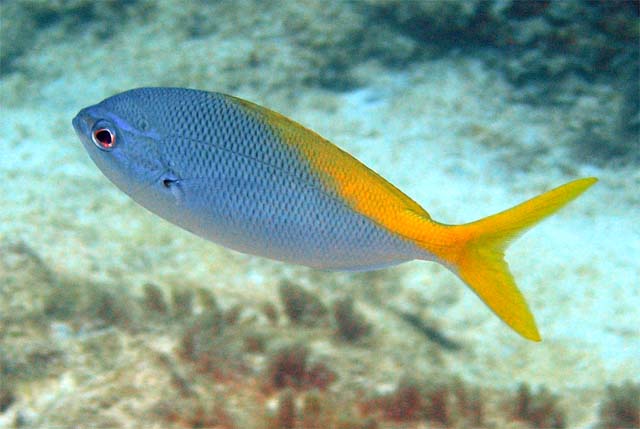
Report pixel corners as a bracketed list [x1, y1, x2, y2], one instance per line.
[1, 1, 639, 428]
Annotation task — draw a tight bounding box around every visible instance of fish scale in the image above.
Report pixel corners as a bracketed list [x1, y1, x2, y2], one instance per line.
[73, 87, 597, 340]
[116, 89, 420, 269]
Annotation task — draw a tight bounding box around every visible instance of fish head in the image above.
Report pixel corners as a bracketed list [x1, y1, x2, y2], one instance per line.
[73, 90, 169, 202]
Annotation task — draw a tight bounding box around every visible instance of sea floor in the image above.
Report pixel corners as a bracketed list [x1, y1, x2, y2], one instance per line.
[1, 49, 639, 428]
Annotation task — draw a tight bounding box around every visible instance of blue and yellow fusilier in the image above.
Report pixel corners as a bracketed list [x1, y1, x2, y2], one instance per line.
[73, 87, 597, 341]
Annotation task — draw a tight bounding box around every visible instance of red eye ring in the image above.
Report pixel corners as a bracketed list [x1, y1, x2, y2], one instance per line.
[92, 128, 116, 150]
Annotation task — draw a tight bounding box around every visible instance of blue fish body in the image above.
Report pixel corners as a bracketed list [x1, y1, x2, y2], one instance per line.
[73, 87, 597, 340]
[73, 87, 421, 270]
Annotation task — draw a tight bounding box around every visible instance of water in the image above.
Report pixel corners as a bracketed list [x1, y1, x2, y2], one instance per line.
[1, 1, 638, 427]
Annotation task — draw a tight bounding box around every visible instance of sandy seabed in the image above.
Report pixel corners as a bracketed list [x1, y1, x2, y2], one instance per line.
[1, 2, 638, 427]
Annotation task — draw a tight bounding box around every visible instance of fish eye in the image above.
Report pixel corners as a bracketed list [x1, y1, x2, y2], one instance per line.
[92, 127, 116, 150]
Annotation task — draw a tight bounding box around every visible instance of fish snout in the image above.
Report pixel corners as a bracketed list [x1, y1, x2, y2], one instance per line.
[72, 111, 95, 136]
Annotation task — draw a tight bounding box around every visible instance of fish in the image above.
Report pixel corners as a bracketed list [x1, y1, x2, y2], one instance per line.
[73, 87, 597, 341]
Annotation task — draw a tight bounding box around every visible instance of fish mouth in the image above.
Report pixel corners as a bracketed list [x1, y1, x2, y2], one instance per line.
[72, 110, 94, 136]
[71, 109, 95, 143]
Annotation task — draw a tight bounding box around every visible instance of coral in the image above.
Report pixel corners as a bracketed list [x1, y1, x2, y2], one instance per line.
[175, 296, 257, 383]
[278, 281, 328, 327]
[361, 380, 423, 422]
[46, 276, 144, 332]
[300, 391, 327, 429]
[276, 389, 296, 429]
[263, 389, 381, 429]
[196, 287, 221, 314]
[360, 378, 486, 426]
[177, 311, 224, 363]
[510, 383, 565, 429]
[305, 362, 337, 391]
[423, 385, 450, 426]
[171, 287, 195, 320]
[3, 245, 623, 429]
[224, 303, 244, 325]
[451, 378, 483, 427]
[141, 283, 168, 316]
[261, 301, 280, 325]
[265, 344, 336, 392]
[266, 344, 309, 390]
[340, 419, 379, 429]
[596, 382, 640, 429]
[88, 288, 135, 330]
[244, 333, 267, 353]
[332, 297, 371, 342]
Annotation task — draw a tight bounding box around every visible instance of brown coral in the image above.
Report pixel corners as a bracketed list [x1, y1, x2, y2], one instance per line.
[596, 382, 640, 429]
[279, 281, 328, 327]
[265, 344, 336, 392]
[332, 297, 371, 342]
[511, 383, 565, 429]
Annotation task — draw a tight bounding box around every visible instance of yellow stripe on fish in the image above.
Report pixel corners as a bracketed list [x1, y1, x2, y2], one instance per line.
[233, 95, 596, 341]
[74, 87, 597, 341]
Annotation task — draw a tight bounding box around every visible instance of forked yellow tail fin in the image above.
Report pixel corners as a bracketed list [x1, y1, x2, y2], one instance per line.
[429, 178, 597, 341]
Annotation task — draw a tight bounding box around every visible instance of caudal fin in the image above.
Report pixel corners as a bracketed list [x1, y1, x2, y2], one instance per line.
[424, 178, 597, 341]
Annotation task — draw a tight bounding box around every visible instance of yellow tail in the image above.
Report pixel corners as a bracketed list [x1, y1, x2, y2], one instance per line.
[422, 178, 597, 341]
